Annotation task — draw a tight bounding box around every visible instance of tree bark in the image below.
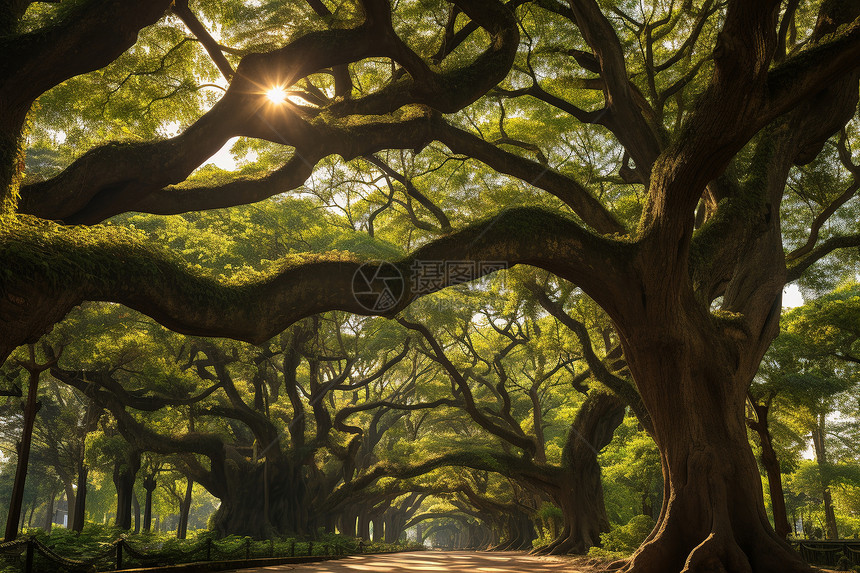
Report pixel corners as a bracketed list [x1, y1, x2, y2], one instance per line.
[43, 490, 55, 532]
[812, 424, 839, 540]
[62, 482, 75, 530]
[3, 349, 42, 540]
[339, 511, 357, 537]
[748, 400, 792, 539]
[143, 475, 156, 533]
[610, 290, 815, 573]
[177, 478, 193, 539]
[71, 462, 87, 532]
[211, 458, 308, 538]
[372, 516, 384, 542]
[113, 449, 140, 530]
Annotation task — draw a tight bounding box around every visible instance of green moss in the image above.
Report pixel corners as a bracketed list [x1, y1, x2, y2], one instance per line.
[1, 102, 38, 215]
[0, 216, 362, 312]
[689, 132, 777, 292]
[1, 131, 24, 215]
[711, 309, 744, 323]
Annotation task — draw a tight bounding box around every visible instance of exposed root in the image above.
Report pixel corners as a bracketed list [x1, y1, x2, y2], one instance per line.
[681, 532, 752, 573]
[605, 527, 821, 573]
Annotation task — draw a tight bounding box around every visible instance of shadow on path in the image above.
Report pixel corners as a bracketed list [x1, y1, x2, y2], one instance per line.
[227, 551, 584, 573]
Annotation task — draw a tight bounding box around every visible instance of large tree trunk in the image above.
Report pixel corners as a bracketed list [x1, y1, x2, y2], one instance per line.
[211, 458, 307, 538]
[177, 478, 193, 539]
[748, 400, 792, 539]
[357, 510, 370, 540]
[142, 475, 156, 533]
[612, 295, 814, 573]
[43, 490, 55, 533]
[504, 512, 535, 551]
[132, 493, 141, 533]
[4, 357, 41, 540]
[534, 389, 626, 555]
[113, 449, 140, 530]
[71, 462, 87, 532]
[339, 509, 357, 537]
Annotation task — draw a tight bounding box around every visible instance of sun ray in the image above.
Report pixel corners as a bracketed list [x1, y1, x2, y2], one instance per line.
[266, 86, 287, 104]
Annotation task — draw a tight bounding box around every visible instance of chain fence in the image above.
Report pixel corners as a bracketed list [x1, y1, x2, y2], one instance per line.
[790, 540, 860, 567]
[0, 534, 355, 572]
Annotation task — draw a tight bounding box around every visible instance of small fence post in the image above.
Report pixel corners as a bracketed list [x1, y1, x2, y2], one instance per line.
[24, 538, 34, 573]
[245, 537, 251, 559]
[308, 541, 313, 556]
[269, 539, 274, 557]
[206, 538, 212, 561]
[290, 540, 295, 557]
[115, 539, 123, 570]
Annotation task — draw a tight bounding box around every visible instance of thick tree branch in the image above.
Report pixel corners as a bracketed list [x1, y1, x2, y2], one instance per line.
[323, 0, 519, 117]
[0, 0, 173, 131]
[433, 120, 625, 234]
[171, 0, 234, 81]
[566, 0, 662, 177]
[765, 22, 860, 131]
[18, 0, 517, 222]
[786, 179, 860, 262]
[528, 284, 652, 434]
[1, 207, 633, 363]
[787, 233, 860, 282]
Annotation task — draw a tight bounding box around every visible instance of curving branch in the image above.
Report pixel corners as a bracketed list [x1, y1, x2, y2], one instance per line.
[775, 0, 801, 63]
[566, 0, 663, 177]
[2, 206, 633, 363]
[0, 0, 173, 131]
[786, 179, 860, 262]
[171, 0, 234, 81]
[364, 155, 452, 233]
[432, 120, 625, 234]
[325, 448, 562, 510]
[527, 284, 653, 434]
[194, 341, 283, 460]
[397, 317, 538, 457]
[49, 365, 228, 496]
[787, 233, 860, 282]
[334, 397, 460, 435]
[765, 22, 860, 132]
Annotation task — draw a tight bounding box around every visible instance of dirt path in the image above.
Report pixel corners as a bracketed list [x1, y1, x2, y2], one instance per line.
[225, 550, 590, 573]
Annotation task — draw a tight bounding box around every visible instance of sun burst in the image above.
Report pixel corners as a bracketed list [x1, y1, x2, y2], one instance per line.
[266, 86, 287, 104]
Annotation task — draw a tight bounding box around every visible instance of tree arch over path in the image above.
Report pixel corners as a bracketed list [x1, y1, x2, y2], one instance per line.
[2, 1, 860, 571]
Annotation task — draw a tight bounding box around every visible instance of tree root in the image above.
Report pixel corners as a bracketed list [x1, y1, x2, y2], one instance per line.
[604, 527, 819, 573]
